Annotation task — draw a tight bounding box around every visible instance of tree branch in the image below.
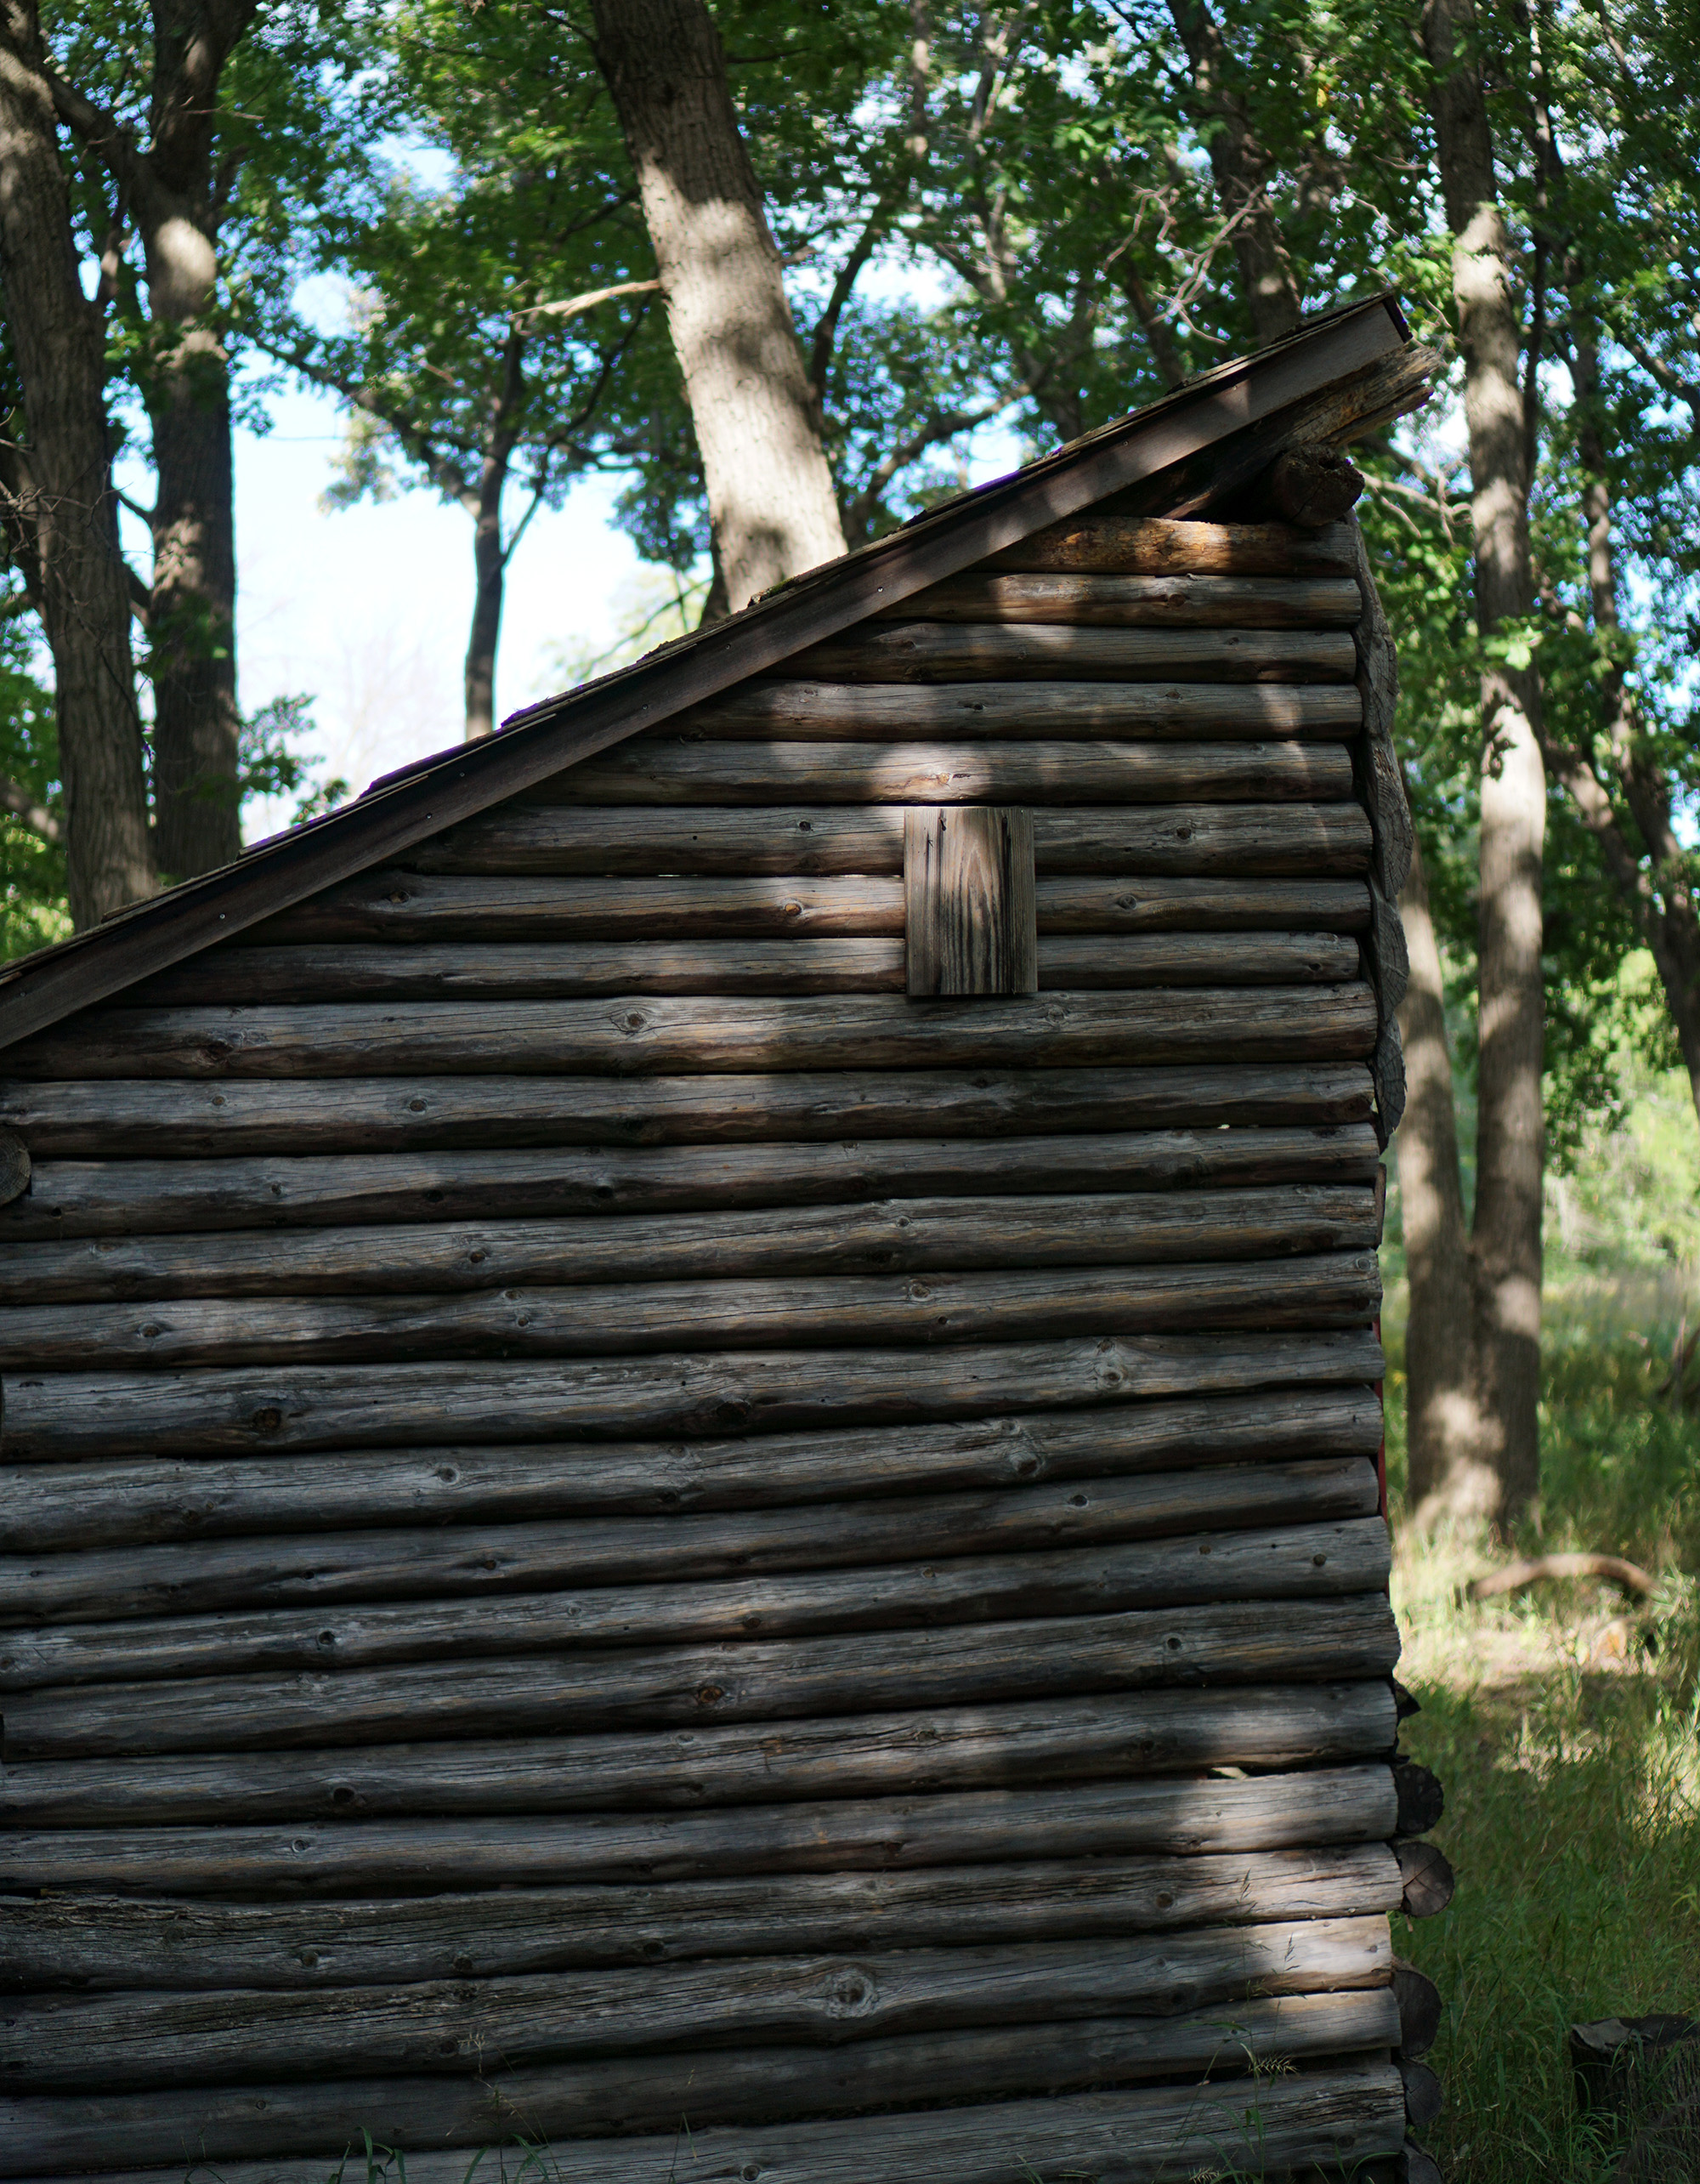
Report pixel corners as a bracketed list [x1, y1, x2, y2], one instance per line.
[514, 278, 662, 326]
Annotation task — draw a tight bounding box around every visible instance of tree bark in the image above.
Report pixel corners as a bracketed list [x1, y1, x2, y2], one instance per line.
[1396, 836, 1493, 1519]
[133, 4, 256, 876]
[1425, 0, 1547, 1523]
[1163, 0, 1303, 344]
[591, 0, 847, 611]
[0, 2, 154, 925]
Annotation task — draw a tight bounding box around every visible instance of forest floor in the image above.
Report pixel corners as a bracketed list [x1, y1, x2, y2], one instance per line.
[1383, 1291, 1700, 2183]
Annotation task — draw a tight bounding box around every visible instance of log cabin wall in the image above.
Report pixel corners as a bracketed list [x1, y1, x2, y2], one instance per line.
[0, 510, 1444, 2184]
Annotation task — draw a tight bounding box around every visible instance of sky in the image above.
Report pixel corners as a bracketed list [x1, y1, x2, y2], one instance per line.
[218, 379, 649, 840]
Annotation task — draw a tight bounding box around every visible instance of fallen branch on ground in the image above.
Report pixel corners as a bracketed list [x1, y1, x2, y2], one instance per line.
[1467, 1552, 1658, 1603]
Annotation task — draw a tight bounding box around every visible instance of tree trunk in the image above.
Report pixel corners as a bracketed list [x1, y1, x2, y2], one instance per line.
[591, 0, 847, 612]
[147, 303, 242, 876]
[1396, 837, 1494, 1520]
[1163, 0, 1303, 345]
[1556, 318, 1700, 1113]
[1425, 0, 1546, 1524]
[463, 330, 526, 740]
[0, 1, 154, 926]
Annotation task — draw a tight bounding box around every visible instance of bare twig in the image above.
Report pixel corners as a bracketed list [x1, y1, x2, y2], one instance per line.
[513, 279, 662, 326]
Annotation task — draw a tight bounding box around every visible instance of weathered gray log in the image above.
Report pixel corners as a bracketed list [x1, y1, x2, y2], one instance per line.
[632, 682, 1362, 740]
[3, 985, 1380, 1084]
[1392, 1758, 1444, 1835]
[234, 871, 1372, 948]
[0, 1990, 1402, 2171]
[2, 1845, 1404, 1991]
[117, 930, 1363, 1006]
[529, 738, 1358, 806]
[0, 1251, 1384, 1370]
[0, 1061, 1378, 1160]
[4, 1588, 1399, 1757]
[0, 2057, 1408, 2184]
[779, 625, 1358, 684]
[1040, 875, 1371, 931]
[0, 1385, 1387, 1551]
[3, 1121, 1381, 1242]
[248, 870, 909, 944]
[1403, 2141, 1446, 2184]
[0, 1753, 1400, 1892]
[0, 1125, 26, 1207]
[981, 515, 1359, 576]
[0, 1916, 1393, 2092]
[0, 1183, 1378, 1307]
[1261, 445, 1366, 530]
[2, 1507, 1389, 1684]
[878, 571, 1365, 627]
[906, 806, 1037, 996]
[1395, 1839, 1456, 1920]
[2, 1327, 1388, 1461]
[0, 1455, 1380, 1631]
[405, 803, 1374, 878]
[1391, 1956, 1443, 2058]
[1398, 2057, 1444, 2129]
[1373, 1013, 1407, 1144]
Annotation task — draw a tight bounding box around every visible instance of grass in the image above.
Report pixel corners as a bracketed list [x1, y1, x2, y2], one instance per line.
[1382, 1293, 1700, 2183]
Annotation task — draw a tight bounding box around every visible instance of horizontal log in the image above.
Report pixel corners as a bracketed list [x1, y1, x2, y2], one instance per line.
[647, 684, 1362, 741]
[0, 1990, 1403, 2170]
[0, 2057, 1408, 2184]
[781, 624, 1358, 685]
[2, 1121, 1382, 1241]
[1, 1680, 1400, 1824]
[4, 1586, 1399, 1756]
[3, 985, 1380, 1084]
[1, 1183, 1378, 1306]
[1041, 874, 1370, 932]
[0, 1126, 26, 1205]
[3, 1845, 1404, 1990]
[0, 1385, 1387, 1550]
[407, 803, 1374, 878]
[0, 1916, 1393, 2091]
[2, 1500, 1387, 1679]
[881, 571, 1365, 627]
[0, 1061, 1379, 1160]
[0, 1251, 1384, 1370]
[526, 738, 1360, 806]
[980, 516, 1360, 576]
[0, 1454, 1380, 1630]
[120, 930, 1364, 1008]
[237, 871, 1371, 948]
[2, 1328, 1388, 1460]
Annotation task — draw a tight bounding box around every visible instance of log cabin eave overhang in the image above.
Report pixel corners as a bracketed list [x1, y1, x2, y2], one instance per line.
[0, 290, 1418, 1057]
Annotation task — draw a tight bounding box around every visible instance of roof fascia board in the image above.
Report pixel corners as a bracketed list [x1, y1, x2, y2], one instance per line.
[0, 297, 1405, 1055]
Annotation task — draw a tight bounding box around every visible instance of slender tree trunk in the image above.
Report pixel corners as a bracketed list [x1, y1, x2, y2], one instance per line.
[465, 462, 506, 740]
[591, 0, 847, 612]
[1425, 0, 1547, 1524]
[145, 252, 241, 876]
[1163, 0, 1303, 345]
[0, 1, 153, 926]
[1397, 837, 1497, 1520]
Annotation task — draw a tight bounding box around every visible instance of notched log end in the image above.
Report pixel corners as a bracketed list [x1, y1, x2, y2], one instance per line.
[0, 1124, 29, 1207]
[1263, 445, 1367, 530]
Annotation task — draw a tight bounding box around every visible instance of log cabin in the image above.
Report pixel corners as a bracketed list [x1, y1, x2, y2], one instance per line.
[0, 292, 1451, 2184]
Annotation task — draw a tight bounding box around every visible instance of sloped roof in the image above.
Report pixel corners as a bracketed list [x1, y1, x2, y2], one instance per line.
[0, 291, 1422, 1054]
